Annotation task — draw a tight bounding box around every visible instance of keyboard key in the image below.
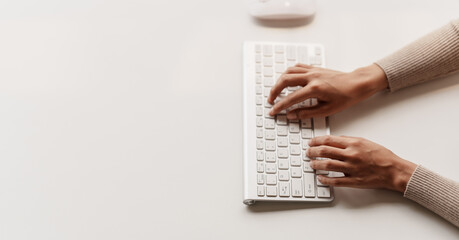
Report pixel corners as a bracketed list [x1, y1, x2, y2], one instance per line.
[275, 64, 285, 73]
[279, 182, 290, 197]
[314, 46, 322, 55]
[264, 77, 274, 87]
[277, 126, 288, 136]
[257, 186, 265, 196]
[256, 128, 263, 138]
[317, 187, 331, 198]
[290, 156, 301, 166]
[263, 67, 273, 76]
[275, 45, 284, 53]
[263, 57, 273, 67]
[266, 152, 276, 162]
[265, 130, 275, 140]
[303, 161, 314, 172]
[266, 174, 277, 185]
[256, 95, 263, 105]
[290, 145, 301, 155]
[256, 107, 263, 116]
[298, 46, 308, 64]
[289, 123, 300, 133]
[255, 44, 261, 53]
[301, 129, 313, 139]
[278, 160, 289, 169]
[266, 163, 277, 173]
[276, 115, 287, 125]
[256, 54, 262, 63]
[286, 45, 296, 60]
[298, 99, 311, 108]
[287, 60, 296, 67]
[256, 117, 263, 127]
[301, 119, 312, 128]
[289, 134, 300, 144]
[257, 162, 264, 173]
[291, 167, 302, 178]
[277, 137, 288, 147]
[302, 141, 309, 150]
[291, 178, 303, 197]
[256, 139, 264, 150]
[311, 98, 318, 106]
[277, 148, 289, 158]
[275, 54, 284, 63]
[265, 119, 275, 129]
[265, 141, 276, 151]
[263, 87, 271, 97]
[304, 173, 316, 197]
[256, 74, 262, 84]
[266, 186, 277, 197]
[278, 170, 289, 181]
[256, 64, 262, 73]
[256, 85, 262, 95]
[256, 151, 264, 160]
[263, 45, 273, 56]
[316, 170, 329, 175]
[257, 174, 264, 184]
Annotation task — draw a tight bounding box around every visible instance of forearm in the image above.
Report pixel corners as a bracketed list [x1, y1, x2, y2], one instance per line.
[375, 19, 459, 91]
[404, 165, 459, 227]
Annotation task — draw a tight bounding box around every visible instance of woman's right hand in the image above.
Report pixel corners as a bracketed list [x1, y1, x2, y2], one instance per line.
[268, 63, 389, 119]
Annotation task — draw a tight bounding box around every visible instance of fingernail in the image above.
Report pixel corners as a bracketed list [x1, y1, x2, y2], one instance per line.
[307, 139, 312, 146]
[317, 175, 323, 180]
[287, 112, 296, 119]
[269, 110, 274, 116]
[309, 161, 315, 168]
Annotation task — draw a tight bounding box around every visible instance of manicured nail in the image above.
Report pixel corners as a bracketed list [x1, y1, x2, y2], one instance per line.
[307, 139, 312, 146]
[309, 161, 315, 168]
[317, 175, 323, 180]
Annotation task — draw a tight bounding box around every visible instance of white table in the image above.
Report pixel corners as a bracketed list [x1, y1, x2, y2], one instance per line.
[1, 0, 458, 239]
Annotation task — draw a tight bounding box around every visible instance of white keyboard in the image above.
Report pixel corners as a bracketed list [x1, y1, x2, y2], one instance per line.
[243, 41, 333, 205]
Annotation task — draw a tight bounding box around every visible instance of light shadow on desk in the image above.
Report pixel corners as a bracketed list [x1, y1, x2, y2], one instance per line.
[251, 15, 315, 28]
[331, 74, 459, 133]
[247, 199, 334, 213]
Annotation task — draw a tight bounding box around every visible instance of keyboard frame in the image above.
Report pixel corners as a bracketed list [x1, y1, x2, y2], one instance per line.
[242, 41, 334, 205]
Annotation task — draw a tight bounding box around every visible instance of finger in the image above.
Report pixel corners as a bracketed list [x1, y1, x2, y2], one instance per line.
[284, 67, 310, 74]
[310, 159, 352, 173]
[309, 135, 349, 149]
[307, 146, 349, 160]
[295, 63, 313, 68]
[286, 105, 329, 119]
[270, 86, 314, 115]
[268, 74, 309, 104]
[317, 175, 357, 187]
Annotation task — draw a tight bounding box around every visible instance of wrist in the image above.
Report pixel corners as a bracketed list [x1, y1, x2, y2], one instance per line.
[350, 64, 389, 97]
[390, 159, 417, 193]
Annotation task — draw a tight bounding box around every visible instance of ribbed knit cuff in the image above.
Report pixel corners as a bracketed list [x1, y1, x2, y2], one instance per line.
[375, 19, 459, 92]
[404, 165, 459, 227]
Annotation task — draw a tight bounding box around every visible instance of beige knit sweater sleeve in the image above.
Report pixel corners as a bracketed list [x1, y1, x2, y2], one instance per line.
[376, 19, 459, 91]
[374, 19, 459, 227]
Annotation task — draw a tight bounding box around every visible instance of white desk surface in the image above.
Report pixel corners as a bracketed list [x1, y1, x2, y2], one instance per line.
[0, 0, 458, 239]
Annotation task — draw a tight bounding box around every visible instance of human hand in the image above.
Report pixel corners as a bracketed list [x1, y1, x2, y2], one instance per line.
[307, 135, 417, 192]
[268, 64, 388, 119]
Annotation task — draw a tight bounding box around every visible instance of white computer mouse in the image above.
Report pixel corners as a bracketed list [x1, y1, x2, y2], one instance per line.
[248, 0, 316, 20]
